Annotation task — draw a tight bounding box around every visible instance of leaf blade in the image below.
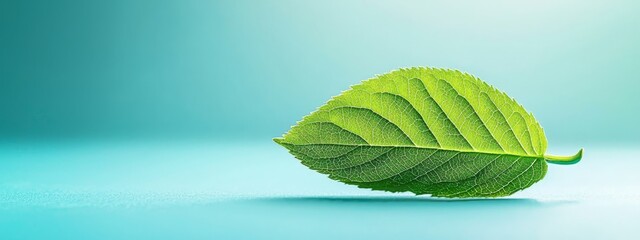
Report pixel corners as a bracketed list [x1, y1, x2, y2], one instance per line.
[276, 67, 557, 198]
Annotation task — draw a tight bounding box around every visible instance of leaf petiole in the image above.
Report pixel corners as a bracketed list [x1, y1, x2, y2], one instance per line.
[544, 149, 583, 165]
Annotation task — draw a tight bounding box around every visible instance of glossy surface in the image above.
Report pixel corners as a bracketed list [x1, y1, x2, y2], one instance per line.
[1, 141, 638, 239]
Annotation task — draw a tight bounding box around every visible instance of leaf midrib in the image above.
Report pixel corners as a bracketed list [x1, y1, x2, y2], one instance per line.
[274, 139, 544, 159]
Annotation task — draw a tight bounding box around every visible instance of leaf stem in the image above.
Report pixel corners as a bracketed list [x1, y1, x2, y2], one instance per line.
[544, 149, 583, 165]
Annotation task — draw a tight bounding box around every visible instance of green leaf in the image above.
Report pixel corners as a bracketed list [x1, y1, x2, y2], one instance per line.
[275, 67, 582, 198]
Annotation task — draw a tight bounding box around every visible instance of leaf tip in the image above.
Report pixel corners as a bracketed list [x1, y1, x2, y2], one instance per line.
[273, 137, 286, 146]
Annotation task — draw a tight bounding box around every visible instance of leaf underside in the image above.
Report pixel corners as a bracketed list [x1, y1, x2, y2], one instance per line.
[276, 67, 549, 198]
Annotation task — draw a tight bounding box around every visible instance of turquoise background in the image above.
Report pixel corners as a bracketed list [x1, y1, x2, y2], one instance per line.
[2, 0, 640, 239]
[2, 0, 640, 144]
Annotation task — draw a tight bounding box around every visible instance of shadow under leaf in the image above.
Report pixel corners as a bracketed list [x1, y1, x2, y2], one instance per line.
[242, 195, 576, 208]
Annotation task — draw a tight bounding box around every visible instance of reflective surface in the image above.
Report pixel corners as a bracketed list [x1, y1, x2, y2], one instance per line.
[1, 141, 638, 239]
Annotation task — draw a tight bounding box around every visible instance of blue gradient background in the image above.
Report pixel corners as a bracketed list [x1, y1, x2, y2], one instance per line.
[2, 0, 640, 144]
[1, 0, 640, 239]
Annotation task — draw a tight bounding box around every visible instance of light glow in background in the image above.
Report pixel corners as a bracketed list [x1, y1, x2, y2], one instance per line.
[2, 0, 639, 146]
